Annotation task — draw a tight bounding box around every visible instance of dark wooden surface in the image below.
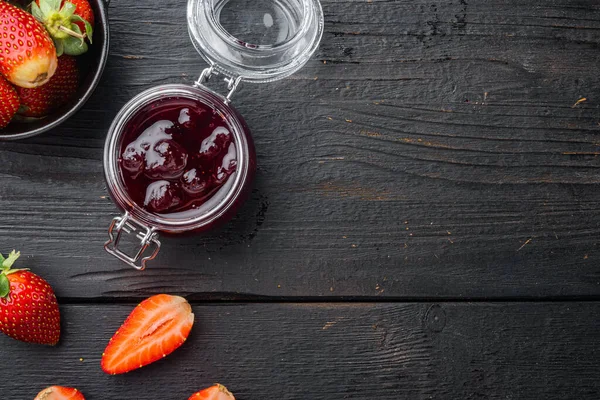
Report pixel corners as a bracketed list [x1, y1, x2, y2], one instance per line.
[2, 302, 600, 399]
[1, 0, 600, 398]
[1, 0, 600, 300]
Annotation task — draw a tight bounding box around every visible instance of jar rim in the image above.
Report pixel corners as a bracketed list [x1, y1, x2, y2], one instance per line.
[187, 0, 324, 82]
[208, 0, 311, 52]
[103, 84, 253, 233]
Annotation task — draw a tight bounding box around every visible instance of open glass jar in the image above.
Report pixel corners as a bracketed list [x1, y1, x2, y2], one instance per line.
[103, 0, 324, 269]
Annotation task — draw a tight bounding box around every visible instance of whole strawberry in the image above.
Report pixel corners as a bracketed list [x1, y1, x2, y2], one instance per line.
[17, 55, 79, 118]
[0, 250, 60, 345]
[0, 1, 57, 88]
[0, 76, 20, 128]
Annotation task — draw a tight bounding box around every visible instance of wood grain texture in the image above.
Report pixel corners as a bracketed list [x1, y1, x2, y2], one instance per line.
[0, 0, 599, 299]
[1, 302, 599, 399]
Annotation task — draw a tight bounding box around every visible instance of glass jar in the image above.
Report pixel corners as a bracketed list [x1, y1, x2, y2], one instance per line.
[103, 0, 324, 270]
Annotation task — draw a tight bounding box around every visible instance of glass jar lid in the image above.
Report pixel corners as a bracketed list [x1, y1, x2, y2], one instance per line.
[187, 0, 324, 83]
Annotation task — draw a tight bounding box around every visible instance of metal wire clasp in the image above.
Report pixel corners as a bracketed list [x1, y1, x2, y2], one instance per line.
[104, 212, 161, 270]
[194, 66, 242, 103]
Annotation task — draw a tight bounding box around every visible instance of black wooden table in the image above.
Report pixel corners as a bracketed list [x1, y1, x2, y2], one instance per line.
[2, 0, 600, 398]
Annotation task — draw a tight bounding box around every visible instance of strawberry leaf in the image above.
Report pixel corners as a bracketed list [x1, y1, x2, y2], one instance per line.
[60, 1, 76, 18]
[0, 274, 9, 298]
[63, 25, 88, 55]
[31, 1, 44, 21]
[39, 0, 53, 16]
[54, 38, 64, 57]
[72, 15, 93, 44]
[47, 0, 61, 11]
[0, 253, 5, 265]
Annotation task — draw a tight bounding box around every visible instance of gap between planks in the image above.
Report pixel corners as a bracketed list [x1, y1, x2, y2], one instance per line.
[56, 295, 600, 305]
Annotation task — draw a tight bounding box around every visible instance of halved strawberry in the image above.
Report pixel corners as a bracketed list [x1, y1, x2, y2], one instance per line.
[34, 386, 85, 400]
[101, 294, 194, 375]
[189, 384, 236, 400]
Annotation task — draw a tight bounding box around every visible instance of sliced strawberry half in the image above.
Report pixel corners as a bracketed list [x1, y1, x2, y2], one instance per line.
[101, 294, 194, 375]
[34, 386, 85, 400]
[189, 384, 236, 400]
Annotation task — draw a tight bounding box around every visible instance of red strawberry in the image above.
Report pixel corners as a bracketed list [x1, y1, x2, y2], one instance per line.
[34, 386, 85, 400]
[0, 1, 57, 88]
[101, 294, 194, 375]
[32, 0, 94, 55]
[0, 250, 60, 345]
[189, 385, 236, 400]
[16, 55, 79, 117]
[0, 76, 20, 128]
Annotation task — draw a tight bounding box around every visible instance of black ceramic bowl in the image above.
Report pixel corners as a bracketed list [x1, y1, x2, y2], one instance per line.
[0, 0, 109, 140]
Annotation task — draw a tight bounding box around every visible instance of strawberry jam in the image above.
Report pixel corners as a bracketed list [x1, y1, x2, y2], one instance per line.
[118, 97, 238, 216]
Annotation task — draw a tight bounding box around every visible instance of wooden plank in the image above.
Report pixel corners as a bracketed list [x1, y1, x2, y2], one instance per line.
[1, 302, 599, 398]
[0, 0, 599, 299]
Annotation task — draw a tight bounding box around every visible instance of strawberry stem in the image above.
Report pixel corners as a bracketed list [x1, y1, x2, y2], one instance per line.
[58, 25, 85, 39]
[2, 250, 20, 270]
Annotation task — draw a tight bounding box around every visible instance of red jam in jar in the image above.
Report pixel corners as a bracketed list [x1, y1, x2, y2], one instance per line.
[118, 97, 238, 217]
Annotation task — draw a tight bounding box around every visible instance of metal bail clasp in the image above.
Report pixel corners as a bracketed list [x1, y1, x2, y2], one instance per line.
[194, 66, 242, 103]
[104, 212, 161, 270]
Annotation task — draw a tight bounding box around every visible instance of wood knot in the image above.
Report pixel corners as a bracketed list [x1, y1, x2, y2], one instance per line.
[425, 304, 446, 333]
